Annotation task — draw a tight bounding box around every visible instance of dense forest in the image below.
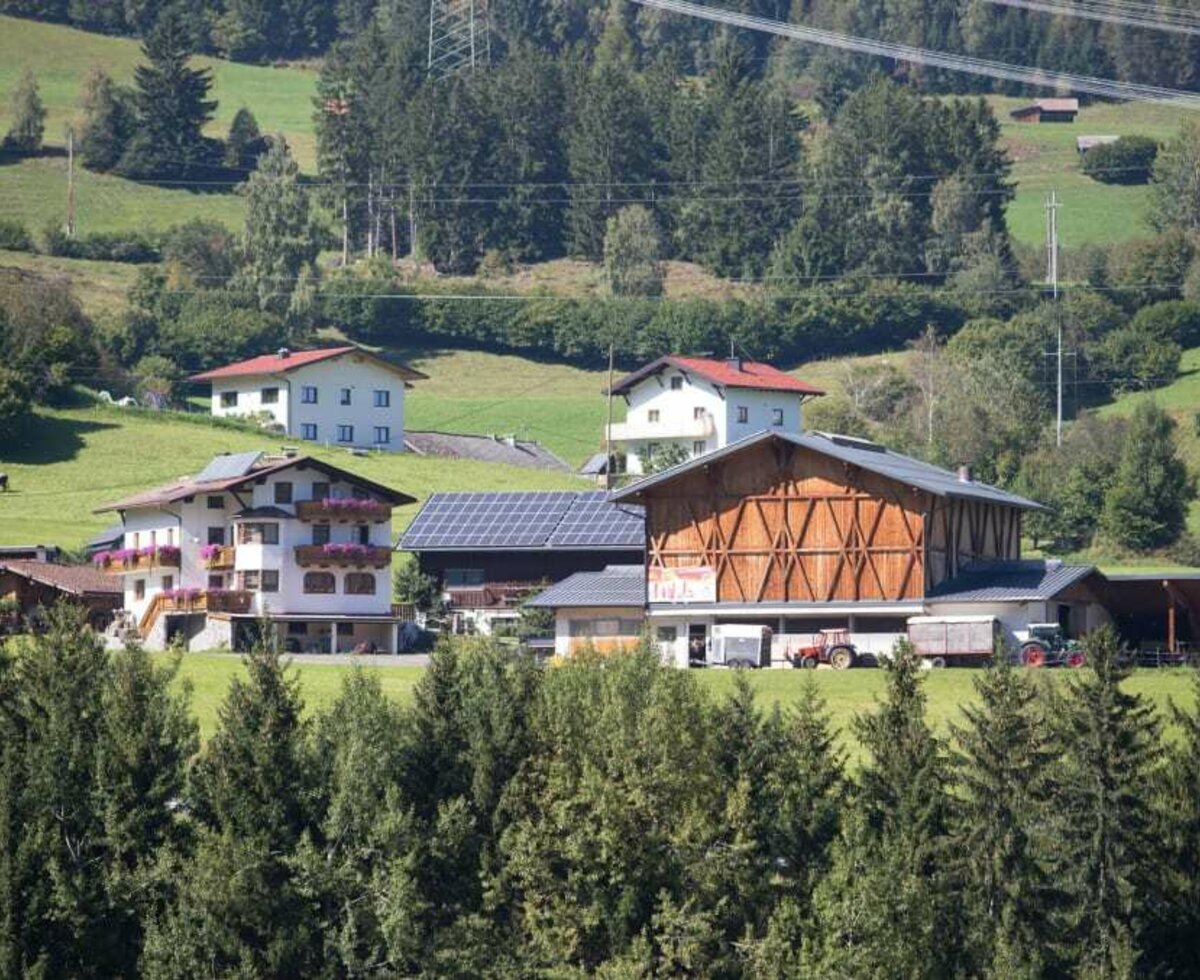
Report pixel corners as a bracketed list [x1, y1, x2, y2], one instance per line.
[2, 607, 1200, 978]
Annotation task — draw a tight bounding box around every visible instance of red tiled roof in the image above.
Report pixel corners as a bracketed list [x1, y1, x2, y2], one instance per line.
[0, 560, 120, 596]
[608, 355, 825, 397]
[189, 347, 357, 381]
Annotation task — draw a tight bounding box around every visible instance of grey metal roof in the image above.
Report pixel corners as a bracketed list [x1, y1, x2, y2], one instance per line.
[527, 565, 647, 608]
[612, 430, 1046, 512]
[86, 524, 124, 549]
[404, 431, 572, 473]
[927, 561, 1097, 603]
[580, 452, 609, 476]
[399, 491, 644, 553]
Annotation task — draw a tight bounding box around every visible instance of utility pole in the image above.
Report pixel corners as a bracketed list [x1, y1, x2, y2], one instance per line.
[1046, 189, 1065, 447]
[65, 126, 76, 239]
[605, 341, 616, 492]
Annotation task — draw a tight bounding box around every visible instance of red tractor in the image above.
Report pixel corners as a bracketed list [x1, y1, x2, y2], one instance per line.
[784, 629, 859, 670]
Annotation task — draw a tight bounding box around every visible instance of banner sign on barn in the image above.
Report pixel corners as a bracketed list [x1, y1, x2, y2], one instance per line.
[648, 566, 717, 604]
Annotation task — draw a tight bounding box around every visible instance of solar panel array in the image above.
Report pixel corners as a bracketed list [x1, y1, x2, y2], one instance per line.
[401, 491, 644, 551]
[195, 451, 264, 483]
[549, 492, 645, 548]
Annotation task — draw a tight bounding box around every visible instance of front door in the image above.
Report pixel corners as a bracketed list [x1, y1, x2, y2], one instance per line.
[687, 623, 708, 665]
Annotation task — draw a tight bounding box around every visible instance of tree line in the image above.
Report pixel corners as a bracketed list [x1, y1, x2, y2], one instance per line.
[2, 606, 1199, 977]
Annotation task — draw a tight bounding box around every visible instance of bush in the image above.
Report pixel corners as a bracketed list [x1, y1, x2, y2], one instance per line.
[1082, 136, 1159, 185]
[0, 219, 34, 252]
[42, 226, 161, 264]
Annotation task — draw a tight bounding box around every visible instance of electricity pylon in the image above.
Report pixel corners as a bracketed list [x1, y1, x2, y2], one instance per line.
[428, 0, 490, 79]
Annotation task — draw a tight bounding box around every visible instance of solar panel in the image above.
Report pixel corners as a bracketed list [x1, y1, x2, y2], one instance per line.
[401, 491, 645, 551]
[195, 451, 264, 483]
[548, 492, 645, 549]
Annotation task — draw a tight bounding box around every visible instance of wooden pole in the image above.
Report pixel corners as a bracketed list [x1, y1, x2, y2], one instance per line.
[1167, 587, 1177, 653]
[66, 127, 76, 239]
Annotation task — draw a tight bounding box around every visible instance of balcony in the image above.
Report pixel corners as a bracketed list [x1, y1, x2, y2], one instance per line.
[446, 581, 545, 610]
[200, 545, 235, 570]
[605, 412, 716, 444]
[295, 543, 393, 569]
[94, 545, 181, 575]
[296, 498, 392, 524]
[159, 588, 253, 615]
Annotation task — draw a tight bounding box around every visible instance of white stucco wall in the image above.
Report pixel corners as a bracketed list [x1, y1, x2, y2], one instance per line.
[208, 354, 409, 452]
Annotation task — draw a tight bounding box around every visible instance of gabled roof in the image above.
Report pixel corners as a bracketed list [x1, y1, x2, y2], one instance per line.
[405, 431, 572, 473]
[188, 346, 427, 385]
[399, 491, 644, 553]
[927, 560, 1097, 603]
[95, 453, 414, 513]
[527, 565, 646, 608]
[607, 356, 824, 398]
[0, 560, 120, 597]
[1011, 98, 1079, 116]
[612, 430, 1047, 512]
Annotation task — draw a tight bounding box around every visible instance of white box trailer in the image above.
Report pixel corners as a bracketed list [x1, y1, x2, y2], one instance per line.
[906, 615, 999, 667]
[705, 624, 772, 668]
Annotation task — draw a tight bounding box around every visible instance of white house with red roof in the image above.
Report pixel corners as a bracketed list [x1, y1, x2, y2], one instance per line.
[604, 355, 824, 475]
[189, 346, 427, 452]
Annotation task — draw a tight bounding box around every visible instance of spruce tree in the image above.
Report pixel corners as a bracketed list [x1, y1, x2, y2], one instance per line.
[223, 106, 267, 172]
[1100, 400, 1193, 551]
[118, 5, 217, 180]
[950, 659, 1059, 977]
[3, 70, 45, 155]
[1053, 625, 1161, 977]
[803, 641, 956, 978]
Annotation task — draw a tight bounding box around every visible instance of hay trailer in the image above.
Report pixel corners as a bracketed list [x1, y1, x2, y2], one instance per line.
[906, 615, 1000, 668]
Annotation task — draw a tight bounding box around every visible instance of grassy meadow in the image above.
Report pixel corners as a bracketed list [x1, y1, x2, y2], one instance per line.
[168, 652, 1198, 747]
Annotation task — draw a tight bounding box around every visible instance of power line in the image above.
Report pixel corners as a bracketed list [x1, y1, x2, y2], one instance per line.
[983, 0, 1200, 34]
[628, 0, 1200, 108]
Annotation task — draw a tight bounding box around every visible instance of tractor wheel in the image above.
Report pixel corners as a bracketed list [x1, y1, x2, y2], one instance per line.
[828, 646, 856, 671]
[1022, 642, 1048, 668]
[1066, 651, 1085, 668]
[799, 655, 818, 670]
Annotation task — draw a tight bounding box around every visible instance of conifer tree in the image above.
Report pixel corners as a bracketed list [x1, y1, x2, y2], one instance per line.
[118, 5, 217, 180]
[950, 658, 1059, 978]
[1053, 625, 1161, 977]
[224, 106, 267, 172]
[803, 641, 956, 978]
[3, 70, 45, 155]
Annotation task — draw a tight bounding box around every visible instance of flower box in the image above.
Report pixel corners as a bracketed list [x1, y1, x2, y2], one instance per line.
[94, 545, 182, 573]
[294, 543, 392, 568]
[295, 498, 392, 524]
[199, 544, 235, 569]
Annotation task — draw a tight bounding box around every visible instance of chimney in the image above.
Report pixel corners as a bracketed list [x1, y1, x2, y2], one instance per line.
[277, 347, 291, 359]
[505, 435, 517, 448]
[726, 355, 743, 372]
[957, 464, 972, 483]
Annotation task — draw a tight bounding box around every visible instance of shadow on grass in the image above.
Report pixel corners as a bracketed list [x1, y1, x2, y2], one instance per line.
[0, 412, 117, 467]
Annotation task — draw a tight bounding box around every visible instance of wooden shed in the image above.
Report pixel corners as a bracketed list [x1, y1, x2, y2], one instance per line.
[0, 559, 121, 631]
[1010, 98, 1079, 123]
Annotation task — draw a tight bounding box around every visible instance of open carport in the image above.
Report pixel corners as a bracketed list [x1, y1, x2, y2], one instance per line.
[1099, 573, 1200, 653]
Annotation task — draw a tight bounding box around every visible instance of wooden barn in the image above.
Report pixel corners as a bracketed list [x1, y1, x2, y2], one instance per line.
[1010, 98, 1079, 123]
[599, 430, 1064, 665]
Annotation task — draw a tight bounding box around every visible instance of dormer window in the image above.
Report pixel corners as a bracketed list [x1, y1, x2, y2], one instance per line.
[670, 376, 684, 391]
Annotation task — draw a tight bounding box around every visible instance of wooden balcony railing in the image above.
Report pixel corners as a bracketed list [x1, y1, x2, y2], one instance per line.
[95, 546, 182, 575]
[139, 589, 252, 637]
[295, 499, 392, 524]
[294, 544, 393, 569]
[201, 545, 236, 570]
[446, 581, 545, 609]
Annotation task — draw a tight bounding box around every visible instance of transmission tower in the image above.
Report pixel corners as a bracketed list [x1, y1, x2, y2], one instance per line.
[428, 0, 490, 79]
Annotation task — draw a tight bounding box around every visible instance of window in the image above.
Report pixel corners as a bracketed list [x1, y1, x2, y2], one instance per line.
[337, 425, 354, 443]
[373, 426, 390, 445]
[161, 575, 174, 592]
[568, 618, 643, 638]
[312, 481, 330, 501]
[261, 387, 279, 404]
[206, 526, 225, 546]
[301, 423, 318, 441]
[312, 523, 331, 546]
[356, 524, 370, 545]
[339, 387, 352, 406]
[772, 408, 784, 426]
[670, 376, 684, 390]
[134, 580, 145, 601]
[656, 626, 678, 643]
[220, 391, 238, 408]
[693, 441, 706, 455]
[304, 571, 336, 594]
[240, 570, 261, 591]
[287, 622, 308, 636]
[345, 572, 376, 595]
[648, 409, 660, 423]
[693, 406, 706, 420]
[207, 495, 224, 510]
[261, 570, 280, 592]
[301, 386, 318, 404]
[238, 523, 279, 545]
[274, 481, 293, 505]
[207, 574, 224, 590]
[445, 568, 485, 588]
[736, 405, 749, 424]
[374, 389, 390, 408]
